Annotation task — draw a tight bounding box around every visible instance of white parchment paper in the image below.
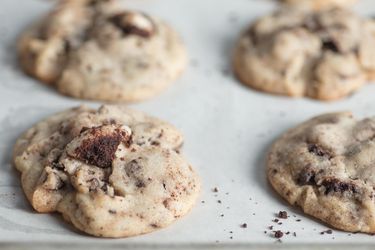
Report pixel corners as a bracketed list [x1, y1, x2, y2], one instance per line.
[1, 0, 375, 247]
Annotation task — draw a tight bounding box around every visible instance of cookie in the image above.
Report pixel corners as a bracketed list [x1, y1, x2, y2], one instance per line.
[233, 7, 375, 101]
[13, 105, 200, 237]
[18, 0, 187, 102]
[280, 0, 357, 10]
[268, 112, 375, 233]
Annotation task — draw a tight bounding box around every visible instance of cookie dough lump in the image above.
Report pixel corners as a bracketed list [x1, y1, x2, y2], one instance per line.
[13, 105, 200, 237]
[234, 8, 375, 100]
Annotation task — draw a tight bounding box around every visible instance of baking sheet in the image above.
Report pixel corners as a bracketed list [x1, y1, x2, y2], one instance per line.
[1, 0, 375, 248]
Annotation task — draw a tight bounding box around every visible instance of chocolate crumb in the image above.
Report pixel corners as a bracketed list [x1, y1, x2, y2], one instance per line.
[321, 229, 333, 235]
[274, 230, 284, 238]
[296, 219, 301, 222]
[272, 219, 279, 223]
[217, 200, 222, 204]
[278, 211, 288, 219]
[212, 187, 219, 192]
[240, 223, 247, 228]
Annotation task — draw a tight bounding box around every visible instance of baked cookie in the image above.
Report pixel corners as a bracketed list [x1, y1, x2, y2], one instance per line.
[268, 112, 375, 233]
[279, 0, 357, 10]
[13, 105, 200, 237]
[18, 0, 187, 102]
[233, 7, 375, 101]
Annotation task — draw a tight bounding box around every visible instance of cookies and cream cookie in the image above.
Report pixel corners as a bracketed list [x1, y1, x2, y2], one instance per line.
[280, 0, 357, 10]
[233, 7, 375, 101]
[268, 112, 375, 233]
[13, 105, 200, 237]
[18, 0, 187, 102]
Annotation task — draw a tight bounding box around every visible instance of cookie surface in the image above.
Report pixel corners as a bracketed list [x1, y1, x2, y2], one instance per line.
[268, 112, 375, 233]
[13, 105, 200, 237]
[280, 0, 357, 10]
[18, 0, 187, 102]
[233, 7, 375, 101]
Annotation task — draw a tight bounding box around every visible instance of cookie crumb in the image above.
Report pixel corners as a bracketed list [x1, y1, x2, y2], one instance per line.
[274, 230, 284, 238]
[278, 211, 288, 219]
[321, 229, 333, 235]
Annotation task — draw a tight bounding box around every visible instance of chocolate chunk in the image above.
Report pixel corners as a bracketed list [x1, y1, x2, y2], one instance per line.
[51, 162, 65, 171]
[101, 183, 109, 192]
[135, 180, 146, 188]
[308, 144, 331, 158]
[274, 230, 284, 238]
[109, 13, 153, 38]
[74, 126, 129, 168]
[321, 178, 358, 195]
[297, 169, 316, 185]
[322, 40, 339, 53]
[150, 141, 160, 146]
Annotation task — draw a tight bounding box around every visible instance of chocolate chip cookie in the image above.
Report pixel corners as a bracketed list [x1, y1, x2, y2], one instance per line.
[280, 0, 357, 10]
[18, 0, 187, 102]
[233, 7, 375, 101]
[268, 112, 375, 233]
[13, 105, 200, 237]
